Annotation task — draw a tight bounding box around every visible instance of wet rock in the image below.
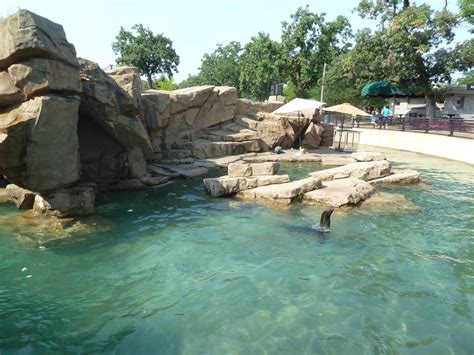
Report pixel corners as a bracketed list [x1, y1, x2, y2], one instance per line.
[369, 170, 421, 185]
[5, 184, 36, 209]
[243, 151, 322, 163]
[33, 185, 95, 217]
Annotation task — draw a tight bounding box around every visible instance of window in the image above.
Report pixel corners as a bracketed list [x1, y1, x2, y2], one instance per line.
[455, 96, 464, 109]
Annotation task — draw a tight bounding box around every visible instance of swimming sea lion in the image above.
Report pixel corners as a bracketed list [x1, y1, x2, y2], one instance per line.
[312, 207, 334, 233]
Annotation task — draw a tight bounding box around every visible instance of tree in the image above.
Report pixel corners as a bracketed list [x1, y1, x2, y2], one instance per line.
[198, 41, 242, 90]
[177, 74, 206, 89]
[459, 0, 474, 32]
[112, 24, 180, 89]
[315, 29, 389, 107]
[355, 2, 472, 117]
[280, 7, 351, 98]
[239, 32, 284, 101]
[455, 69, 474, 85]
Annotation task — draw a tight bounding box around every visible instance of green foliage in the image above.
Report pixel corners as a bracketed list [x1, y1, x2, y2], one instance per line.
[283, 82, 297, 101]
[177, 74, 206, 89]
[156, 77, 177, 91]
[198, 41, 242, 89]
[455, 69, 474, 85]
[280, 6, 352, 98]
[239, 33, 284, 101]
[459, 0, 474, 32]
[112, 24, 180, 89]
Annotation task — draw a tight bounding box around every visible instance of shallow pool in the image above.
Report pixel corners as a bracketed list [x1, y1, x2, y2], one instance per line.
[0, 149, 473, 354]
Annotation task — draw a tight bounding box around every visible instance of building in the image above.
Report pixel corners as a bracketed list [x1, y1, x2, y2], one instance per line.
[387, 84, 474, 119]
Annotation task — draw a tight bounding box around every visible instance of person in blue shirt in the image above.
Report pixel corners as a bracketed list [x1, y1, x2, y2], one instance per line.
[381, 105, 392, 129]
[370, 111, 379, 128]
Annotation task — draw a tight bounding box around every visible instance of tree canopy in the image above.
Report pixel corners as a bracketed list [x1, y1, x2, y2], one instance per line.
[112, 24, 180, 89]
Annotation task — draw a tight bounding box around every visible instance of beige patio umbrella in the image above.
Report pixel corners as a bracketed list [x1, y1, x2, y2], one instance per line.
[322, 102, 370, 116]
[322, 103, 369, 151]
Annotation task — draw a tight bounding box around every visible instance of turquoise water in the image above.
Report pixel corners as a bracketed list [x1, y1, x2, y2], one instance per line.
[0, 149, 473, 354]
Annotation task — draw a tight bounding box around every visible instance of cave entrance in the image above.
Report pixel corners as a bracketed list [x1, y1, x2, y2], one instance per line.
[77, 112, 126, 182]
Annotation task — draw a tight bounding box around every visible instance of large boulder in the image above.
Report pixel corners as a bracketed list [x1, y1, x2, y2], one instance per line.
[0, 95, 81, 192]
[106, 66, 144, 119]
[79, 58, 152, 160]
[256, 116, 297, 149]
[303, 122, 323, 148]
[0, 10, 79, 69]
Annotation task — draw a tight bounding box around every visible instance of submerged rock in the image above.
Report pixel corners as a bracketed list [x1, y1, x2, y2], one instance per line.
[0, 211, 115, 247]
[369, 170, 421, 185]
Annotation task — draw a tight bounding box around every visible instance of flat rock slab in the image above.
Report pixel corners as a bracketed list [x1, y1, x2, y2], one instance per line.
[369, 170, 421, 185]
[204, 174, 290, 197]
[321, 156, 357, 166]
[361, 191, 421, 213]
[303, 178, 375, 207]
[228, 162, 279, 177]
[195, 154, 246, 168]
[310, 160, 391, 182]
[351, 151, 386, 162]
[240, 177, 322, 203]
[243, 151, 322, 163]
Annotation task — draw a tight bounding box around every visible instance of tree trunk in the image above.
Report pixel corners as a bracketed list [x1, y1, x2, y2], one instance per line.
[425, 95, 436, 119]
[147, 74, 155, 89]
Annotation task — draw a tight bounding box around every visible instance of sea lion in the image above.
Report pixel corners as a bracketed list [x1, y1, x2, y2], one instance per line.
[312, 207, 334, 233]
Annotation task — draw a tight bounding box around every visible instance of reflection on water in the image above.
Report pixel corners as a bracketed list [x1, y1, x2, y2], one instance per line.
[0, 148, 473, 353]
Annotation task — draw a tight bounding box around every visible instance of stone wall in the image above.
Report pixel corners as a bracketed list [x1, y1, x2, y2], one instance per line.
[143, 86, 237, 152]
[235, 98, 284, 118]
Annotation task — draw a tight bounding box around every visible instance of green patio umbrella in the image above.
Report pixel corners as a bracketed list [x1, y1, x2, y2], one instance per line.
[361, 80, 402, 98]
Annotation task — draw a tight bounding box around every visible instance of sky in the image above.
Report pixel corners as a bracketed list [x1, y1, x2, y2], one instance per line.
[0, 0, 470, 82]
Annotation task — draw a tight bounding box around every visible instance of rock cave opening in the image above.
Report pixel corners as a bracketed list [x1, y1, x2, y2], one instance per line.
[77, 112, 127, 183]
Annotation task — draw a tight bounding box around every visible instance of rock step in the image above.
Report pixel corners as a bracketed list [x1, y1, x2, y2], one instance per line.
[200, 129, 258, 142]
[161, 149, 193, 160]
[159, 158, 195, 165]
[175, 139, 261, 159]
[233, 116, 260, 130]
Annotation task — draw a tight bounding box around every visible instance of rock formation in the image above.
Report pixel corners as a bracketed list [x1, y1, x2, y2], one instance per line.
[0, 9, 335, 217]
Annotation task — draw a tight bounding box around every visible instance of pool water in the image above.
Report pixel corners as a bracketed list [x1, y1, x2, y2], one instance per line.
[0, 149, 473, 354]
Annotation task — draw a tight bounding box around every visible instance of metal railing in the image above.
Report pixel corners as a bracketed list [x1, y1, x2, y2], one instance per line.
[322, 113, 474, 138]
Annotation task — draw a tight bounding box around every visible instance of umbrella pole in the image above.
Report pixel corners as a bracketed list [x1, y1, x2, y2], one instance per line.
[298, 111, 302, 149]
[337, 114, 345, 151]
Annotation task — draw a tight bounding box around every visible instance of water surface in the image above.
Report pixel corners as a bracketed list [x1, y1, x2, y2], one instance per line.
[0, 149, 473, 354]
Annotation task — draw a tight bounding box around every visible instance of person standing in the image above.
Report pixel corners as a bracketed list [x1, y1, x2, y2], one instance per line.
[381, 105, 392, 129]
